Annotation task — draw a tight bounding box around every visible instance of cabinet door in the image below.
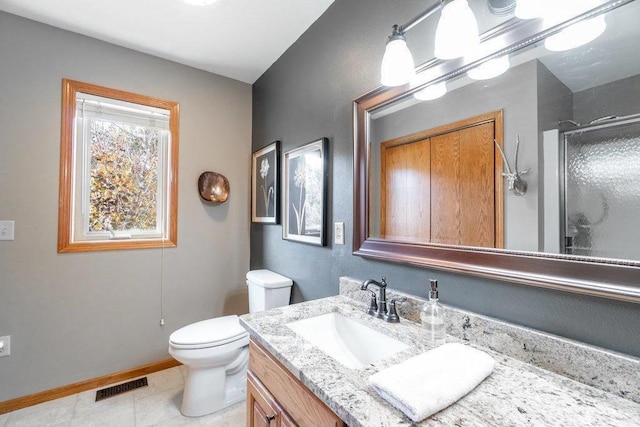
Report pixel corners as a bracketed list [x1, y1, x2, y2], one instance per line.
[431, 121, 495, 247]
[247, 371, 281, 427]
[280, 410, 298, 427]
[381, 137, 431, 243]
[249, 340, 346, 427]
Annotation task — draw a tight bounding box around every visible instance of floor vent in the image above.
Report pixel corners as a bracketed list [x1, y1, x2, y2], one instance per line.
[95, 377, 148, 402]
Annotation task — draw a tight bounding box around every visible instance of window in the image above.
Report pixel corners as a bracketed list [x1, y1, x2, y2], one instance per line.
[58, 79, 179, 252]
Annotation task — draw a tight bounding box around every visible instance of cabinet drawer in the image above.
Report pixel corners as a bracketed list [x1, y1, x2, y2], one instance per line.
[249, 339, 346, 427]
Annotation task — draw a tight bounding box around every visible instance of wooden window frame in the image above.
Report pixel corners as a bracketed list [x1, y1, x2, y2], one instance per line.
[58, 79, 179, 253]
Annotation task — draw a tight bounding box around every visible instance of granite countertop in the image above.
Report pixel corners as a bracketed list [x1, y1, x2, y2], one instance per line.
[240, 292, 640, 427]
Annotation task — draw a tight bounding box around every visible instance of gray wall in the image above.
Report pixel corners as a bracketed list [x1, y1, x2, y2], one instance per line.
[0, 12, 251, 402]
[536, 61, 573, 251]
[573, 73, 640, 124]
[251, 0, 640, 358]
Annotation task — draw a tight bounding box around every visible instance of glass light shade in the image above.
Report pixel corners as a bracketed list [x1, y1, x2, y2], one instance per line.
[381, 38, 416, 86]
[467, 55, 510, 80]
[414, 82, 447, 101]
[515, 0, 549, 19]
[544, 15, 606, 51]
[434, 0, 480, 60]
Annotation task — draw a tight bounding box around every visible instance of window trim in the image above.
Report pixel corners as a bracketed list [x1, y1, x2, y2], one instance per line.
[58, 79, 179, 253]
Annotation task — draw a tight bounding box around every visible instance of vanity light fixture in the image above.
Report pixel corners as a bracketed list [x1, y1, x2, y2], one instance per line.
[411, 69, 447, 101]
[414, 82, 448, 101]
[434, 0, 480, 60]
[545, 13, 606, 52]
[380, 0, 480, 86]
[467, 55, 510, 80]
[515, 0, 607, 51]
[381, 25, 416, 87]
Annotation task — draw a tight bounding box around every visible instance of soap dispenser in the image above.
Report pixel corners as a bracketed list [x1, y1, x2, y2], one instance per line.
[420, 279, 445, 346]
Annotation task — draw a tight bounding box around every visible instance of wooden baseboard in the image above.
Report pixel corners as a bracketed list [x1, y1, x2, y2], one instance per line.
[0, 358, 181, 415]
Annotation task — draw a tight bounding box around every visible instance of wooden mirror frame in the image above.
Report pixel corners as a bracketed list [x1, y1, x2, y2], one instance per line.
[353, 0, 640, 304]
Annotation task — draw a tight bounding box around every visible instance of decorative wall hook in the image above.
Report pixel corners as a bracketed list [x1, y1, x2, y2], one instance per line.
[494, 135, 530, 196]
[198, 171, 230, 203]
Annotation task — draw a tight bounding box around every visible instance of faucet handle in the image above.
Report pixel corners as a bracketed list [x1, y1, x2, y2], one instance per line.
[365, 290, 378, 316]
[383, 296, 407, 323]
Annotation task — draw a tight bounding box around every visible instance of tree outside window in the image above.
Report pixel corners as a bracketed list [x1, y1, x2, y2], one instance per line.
[58, 79, 179, 253]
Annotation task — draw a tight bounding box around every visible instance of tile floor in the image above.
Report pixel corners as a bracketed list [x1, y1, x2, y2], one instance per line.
[0, 366, 246, 427]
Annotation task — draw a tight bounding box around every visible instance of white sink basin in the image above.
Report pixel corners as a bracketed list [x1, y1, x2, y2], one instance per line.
[286, 312, 410, 369]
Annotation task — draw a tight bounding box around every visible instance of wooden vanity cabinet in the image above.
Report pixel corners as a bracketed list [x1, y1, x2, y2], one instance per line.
[247, 339, 346, 427]
[247, 371, 286, 427]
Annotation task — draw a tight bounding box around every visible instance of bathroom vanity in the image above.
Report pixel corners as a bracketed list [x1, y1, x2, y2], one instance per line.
[240, 277, 640, 426]
[247, 339, 345, 427]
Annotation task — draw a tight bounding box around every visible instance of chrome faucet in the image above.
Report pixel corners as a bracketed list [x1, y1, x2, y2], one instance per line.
[361, 277, 388, 318]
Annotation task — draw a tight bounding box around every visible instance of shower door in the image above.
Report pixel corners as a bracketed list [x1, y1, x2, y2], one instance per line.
[563, 119, 640, 261]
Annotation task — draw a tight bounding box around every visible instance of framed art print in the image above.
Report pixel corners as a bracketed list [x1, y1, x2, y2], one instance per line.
[252, 141, 280, 223]
[283, 137, 328, 246]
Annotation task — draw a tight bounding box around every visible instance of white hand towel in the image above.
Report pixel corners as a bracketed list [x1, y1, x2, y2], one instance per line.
[369, 342, 495, 422]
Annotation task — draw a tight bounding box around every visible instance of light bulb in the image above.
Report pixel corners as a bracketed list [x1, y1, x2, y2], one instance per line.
[545, 15, 606, 51]
[381, 36, 416, 87]
[414, 82, 447, 101]
[467, 55, 510, 80]
[434, 0, 480, 60]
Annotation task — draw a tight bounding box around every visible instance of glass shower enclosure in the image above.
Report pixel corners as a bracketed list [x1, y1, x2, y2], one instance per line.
[562, 116, 640, 261]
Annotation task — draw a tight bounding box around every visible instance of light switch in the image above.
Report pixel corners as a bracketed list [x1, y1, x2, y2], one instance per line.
[0, 336, 9, 357]
[334, 222, 345, 245]
[0, 221, 14, 241]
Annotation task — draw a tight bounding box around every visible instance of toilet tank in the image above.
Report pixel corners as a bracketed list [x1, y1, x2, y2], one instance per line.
[246, 269, 293, 313]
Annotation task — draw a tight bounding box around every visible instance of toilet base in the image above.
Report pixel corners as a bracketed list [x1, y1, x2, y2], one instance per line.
[180, 356, 248, 417]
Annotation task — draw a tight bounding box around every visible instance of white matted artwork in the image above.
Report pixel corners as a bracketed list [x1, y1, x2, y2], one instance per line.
[283, 138, 328, 246]
[252, 141, 280, 223]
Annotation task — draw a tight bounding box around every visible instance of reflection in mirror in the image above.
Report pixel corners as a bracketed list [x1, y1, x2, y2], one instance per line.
[354, 0, 640, 303]
[367, 0, 640, 263]
[371, 110, 504, 248]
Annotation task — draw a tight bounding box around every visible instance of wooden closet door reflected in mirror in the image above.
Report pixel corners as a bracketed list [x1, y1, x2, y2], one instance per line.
[380, 111, 504, 248]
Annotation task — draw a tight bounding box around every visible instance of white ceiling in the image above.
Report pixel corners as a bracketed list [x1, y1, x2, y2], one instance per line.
[0, 0, 335, 84]
[537, 0, 640, 92]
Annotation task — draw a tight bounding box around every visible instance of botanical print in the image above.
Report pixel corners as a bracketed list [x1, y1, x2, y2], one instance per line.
[260, 157, 274, 216]
[283, 137, 327, 246]
[252, 141, 279, 223]
[290, 151, 322, 236]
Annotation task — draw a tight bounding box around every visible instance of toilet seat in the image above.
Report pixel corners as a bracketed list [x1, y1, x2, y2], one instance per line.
[169, 315, 249, 350]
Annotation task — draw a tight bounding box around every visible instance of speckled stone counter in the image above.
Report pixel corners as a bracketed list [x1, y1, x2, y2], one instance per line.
[239, 278, 640, 426]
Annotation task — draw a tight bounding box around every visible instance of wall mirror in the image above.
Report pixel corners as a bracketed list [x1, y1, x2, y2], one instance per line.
[354, 0, 640, 303]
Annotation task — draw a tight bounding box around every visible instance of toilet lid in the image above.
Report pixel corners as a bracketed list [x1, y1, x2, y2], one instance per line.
[169, 315, 248, 348]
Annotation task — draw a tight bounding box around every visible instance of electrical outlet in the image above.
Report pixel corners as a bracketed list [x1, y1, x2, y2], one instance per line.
[0, 336, 10, 357]
[0, 221, 15, 241]
[334, 222, 345, 245]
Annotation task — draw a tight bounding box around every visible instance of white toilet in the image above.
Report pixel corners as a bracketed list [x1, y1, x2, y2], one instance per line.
[168, 269, 293, 417]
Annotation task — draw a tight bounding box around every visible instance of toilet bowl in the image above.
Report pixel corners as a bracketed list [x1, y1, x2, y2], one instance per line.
[168, 269, 293, 417]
